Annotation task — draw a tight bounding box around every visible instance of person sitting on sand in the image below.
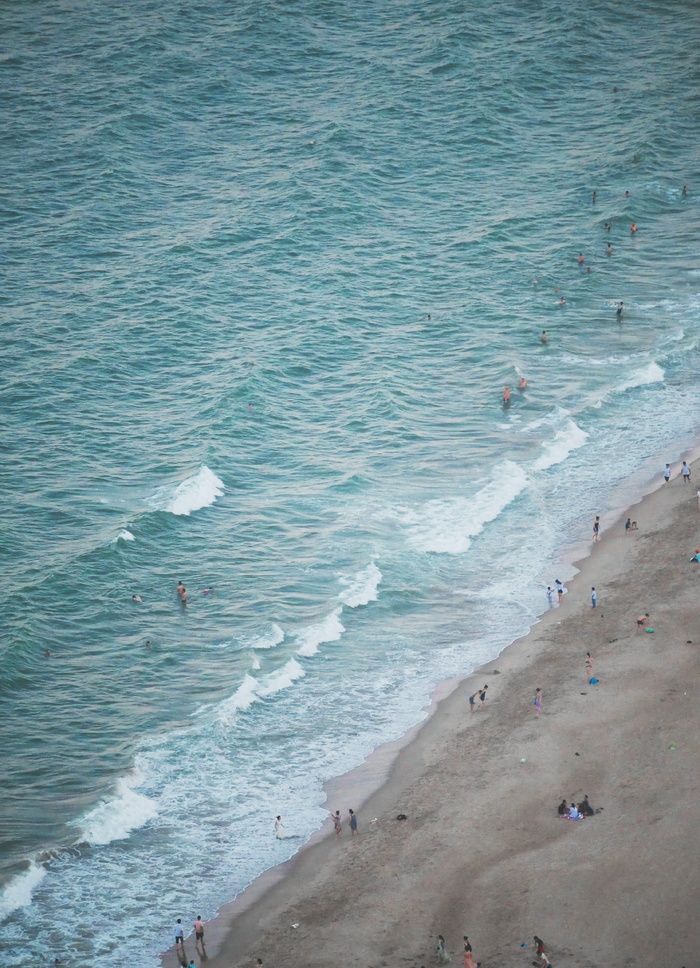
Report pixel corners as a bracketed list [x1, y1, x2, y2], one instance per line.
[568, 802, 582, 820]
[558, 799, 569, 816]
[579, 795, 595, 817]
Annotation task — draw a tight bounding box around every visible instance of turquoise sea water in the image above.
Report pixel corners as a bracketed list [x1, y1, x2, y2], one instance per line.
[2, 1, 700, 964]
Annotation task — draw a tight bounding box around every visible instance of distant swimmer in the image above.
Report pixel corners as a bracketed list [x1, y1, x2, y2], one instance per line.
[559, 297, 566, 304]
[518, 377, 527, 389]
[540, 330, 548, 343]
[176, 581, 185, 598]
[45, 649, 51, 657]
[132, 595, 143, 603]
[604, 221, 611, 232]
[682, 185, 688, 197]
[631, 222, 637, 233]
[180, 586, 187, 605]
[606, 243, 612, 256]
[145, 640, 151, 648]
[624, 190, 630, 197]
[532, 277, 538, 285]
[578, 253, 584, 264]
[616, 301, 624, 317]
[503, 386, 511, 404]
[202, 588, 213, 595]
[592, 191, 597, 203]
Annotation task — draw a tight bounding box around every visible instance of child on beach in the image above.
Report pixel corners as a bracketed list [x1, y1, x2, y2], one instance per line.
[636, 613, 650, 631]
[332, 810, 342, 836]
[586, 652, 593, 678]
[469, 691, 479, 712]
[534, 688, 542, 716]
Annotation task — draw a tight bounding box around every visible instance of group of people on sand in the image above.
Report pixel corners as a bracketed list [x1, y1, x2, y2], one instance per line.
[435, 932, 551, 967]
[557, 795, 598, 821]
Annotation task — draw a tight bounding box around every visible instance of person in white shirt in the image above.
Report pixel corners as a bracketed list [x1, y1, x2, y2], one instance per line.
[663, 463, 671, 484]
[681, 461, 691, 483]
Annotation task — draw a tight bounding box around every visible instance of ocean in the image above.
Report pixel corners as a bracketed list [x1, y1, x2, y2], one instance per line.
[2, 0, 700, 964]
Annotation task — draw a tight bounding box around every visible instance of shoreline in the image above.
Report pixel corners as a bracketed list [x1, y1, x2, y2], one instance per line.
[161, 458, 700, 968]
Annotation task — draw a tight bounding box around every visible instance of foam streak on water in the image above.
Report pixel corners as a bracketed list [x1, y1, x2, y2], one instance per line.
[2, 0, 700, 966]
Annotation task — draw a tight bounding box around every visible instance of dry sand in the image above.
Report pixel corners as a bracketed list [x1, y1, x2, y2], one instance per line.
[164, 466, 700, 968]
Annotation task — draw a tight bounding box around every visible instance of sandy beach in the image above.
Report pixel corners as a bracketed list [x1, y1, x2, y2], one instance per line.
[164, 464, 700, 968]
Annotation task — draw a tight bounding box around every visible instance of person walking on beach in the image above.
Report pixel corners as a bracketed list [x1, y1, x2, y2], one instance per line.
[534, 936, 550, 967]
[593, 516, 600, 542]
[194, 916, 205, 950]
[469, 690, 479, 712]
[534, 688, 542, 716]
[625, 517, 631, 534]
[437, 935, 450, 964]
[478, 685, 488, 709]
[333, 810, 342, 836]
[555, 579, 564, 603]
[349, 808, 358, 835]
[586, 651, 593, 678]
[682, 460, 691, 483]
[591, 586, 597, 608]
[637, 612, 650, 631]
[663, 463, 671, 485]
[463, 937, 476, 968]
[174, 919, 184, 948]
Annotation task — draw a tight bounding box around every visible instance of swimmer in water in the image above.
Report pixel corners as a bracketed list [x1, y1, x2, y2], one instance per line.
[604, 221, 611, 232]
[616, 301, 624, 317]
[540, 330, 548, 343]
[532, 277, 538, 285]
[176, 581, 185, 598]
[682, 185, 687, 197]
[503, 386, 511, 404]
[145, 640, 151, 648]
[606, 243, 612, 256]
[592, 191, 597, 203]
[624, 190, 630, 198]
[631, 222, 637, 233]
[132, 595, 143, 603]
[518, 377, 527, 389]
[180, 587, 187, 605]
[578, 253, 584, 264]
[559, 296, 566, 304]
[45, 649, 51, 657]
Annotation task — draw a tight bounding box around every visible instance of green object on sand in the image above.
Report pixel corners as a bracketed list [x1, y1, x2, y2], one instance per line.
[669, 744, 677, 750]
[646, 627, 654, 633]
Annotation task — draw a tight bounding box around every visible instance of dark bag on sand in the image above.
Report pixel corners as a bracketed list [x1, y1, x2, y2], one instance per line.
[396, 814, 407, 821]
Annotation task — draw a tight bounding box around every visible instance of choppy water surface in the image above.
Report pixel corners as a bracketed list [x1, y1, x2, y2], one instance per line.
[2, 0, 700, 964]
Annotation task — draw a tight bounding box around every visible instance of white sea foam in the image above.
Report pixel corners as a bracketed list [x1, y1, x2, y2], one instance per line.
[148, 465, 224, 516]
[531, 419, 589, 471]
[399, 461, 528, 554]
[251, 654, 261, 670]
[615, 362, 665, 393]
[296, 609, 345, 656]
[108, 529, 135, 544]
[71, 773, 158, 846]
[250, 624, 285, 649]
[217, 660, 305, 724]
[338, 562, 382, 607]
[256, 657, 305, 696]
[218, 673, 261, 723]
[0, 863, 46, 921]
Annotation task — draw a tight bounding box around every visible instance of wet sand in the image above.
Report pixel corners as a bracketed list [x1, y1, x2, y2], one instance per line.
[164, 464, 700, 968]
